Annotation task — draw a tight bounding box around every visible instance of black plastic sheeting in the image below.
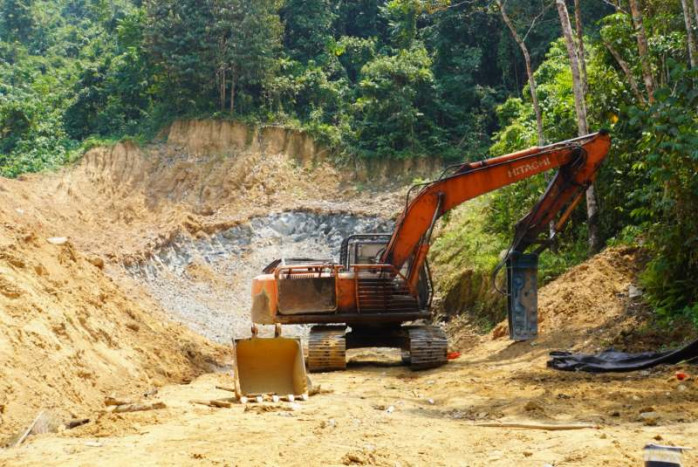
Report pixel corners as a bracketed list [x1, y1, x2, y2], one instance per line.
[548, 337, 698, 372]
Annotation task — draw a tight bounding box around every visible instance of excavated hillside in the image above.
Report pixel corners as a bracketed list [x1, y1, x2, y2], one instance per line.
[0, 195, 222, 443]
[8, 121, 428, 261]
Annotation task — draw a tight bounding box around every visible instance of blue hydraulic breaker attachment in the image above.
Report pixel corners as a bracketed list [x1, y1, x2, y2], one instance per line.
[506, 251, 539, 341]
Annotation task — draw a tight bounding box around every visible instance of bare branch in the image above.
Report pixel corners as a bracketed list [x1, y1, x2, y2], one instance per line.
[496, 0, 545, 145]
[573, 0, 589, 95]
[680, 0, 697, 68]
[523, 1, 555, 42]
[556, 0, 600, 252]
[628, 0, 656, 102]
[603, 40, 647, 105]
[600, 0, 628, 14]
[424, 0, 484, 13]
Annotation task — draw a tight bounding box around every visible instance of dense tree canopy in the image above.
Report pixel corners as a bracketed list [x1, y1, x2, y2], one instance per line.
[1, 0, 697, 325]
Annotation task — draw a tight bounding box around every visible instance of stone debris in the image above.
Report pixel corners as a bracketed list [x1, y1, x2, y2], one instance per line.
[124, 211, 392, 342]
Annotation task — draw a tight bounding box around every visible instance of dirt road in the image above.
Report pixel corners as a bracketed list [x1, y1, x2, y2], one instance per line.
[1, 340, 695, 466]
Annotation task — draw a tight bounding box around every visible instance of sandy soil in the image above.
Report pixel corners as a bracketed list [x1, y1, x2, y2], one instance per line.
[2, 123, 410, 264]
[0, 195, 225, 445]
[0, 348, 694, 466]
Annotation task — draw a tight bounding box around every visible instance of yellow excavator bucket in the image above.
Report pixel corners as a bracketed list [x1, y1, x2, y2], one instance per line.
[232, 336, 308, 400]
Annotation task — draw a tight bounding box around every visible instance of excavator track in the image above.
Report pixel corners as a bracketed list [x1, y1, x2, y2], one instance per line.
[307, 326, 347, 372]
[405, 326, 448, 370]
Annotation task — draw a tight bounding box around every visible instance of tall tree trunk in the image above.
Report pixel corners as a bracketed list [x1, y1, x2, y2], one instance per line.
[230, 64, 237, 114]
[693, 0, 698, 36]
[583, 182, 601, 252]
[556, 0, 600, 253]
[556, 0, 588, 134]
[604, 41, 646, 104]
[497, 0, 544, 146]
[680, 0, 697, 68]
[628, 0, 655, 103]
[573, 0, 589, 95]
[219, 67, 226, 111]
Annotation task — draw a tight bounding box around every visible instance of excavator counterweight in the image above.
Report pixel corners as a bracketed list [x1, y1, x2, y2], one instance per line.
[234, 131, 611, 389]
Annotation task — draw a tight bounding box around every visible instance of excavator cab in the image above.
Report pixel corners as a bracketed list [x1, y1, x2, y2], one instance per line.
[340, 234, 434, 310]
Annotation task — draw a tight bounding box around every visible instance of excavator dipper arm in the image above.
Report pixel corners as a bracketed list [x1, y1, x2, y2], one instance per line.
[380, 131, 612, 278]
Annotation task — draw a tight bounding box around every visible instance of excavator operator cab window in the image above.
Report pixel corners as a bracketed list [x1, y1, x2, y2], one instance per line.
[340, 234, 393, 268]
[353, 241, 385, 266]
[340, 235, 433, 310]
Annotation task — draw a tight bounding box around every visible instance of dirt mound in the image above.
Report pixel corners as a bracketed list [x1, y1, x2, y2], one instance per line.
[538, 246, 640, 334]
[484, 247, 656, 353]
[0, 195, 223, 443]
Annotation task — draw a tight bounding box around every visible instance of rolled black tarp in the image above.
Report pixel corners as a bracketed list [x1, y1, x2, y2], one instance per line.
[547, 337, 698, 372]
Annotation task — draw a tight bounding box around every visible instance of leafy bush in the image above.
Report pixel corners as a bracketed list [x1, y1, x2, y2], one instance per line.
[622, 65, 698, 325]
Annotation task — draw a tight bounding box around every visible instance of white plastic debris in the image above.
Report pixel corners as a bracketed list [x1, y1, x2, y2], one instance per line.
[47, 237, 68, 245]
[629, 285, 644, 298]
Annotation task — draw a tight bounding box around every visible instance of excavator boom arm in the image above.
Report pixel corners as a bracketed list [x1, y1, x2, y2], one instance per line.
[381, 131, 612, 272]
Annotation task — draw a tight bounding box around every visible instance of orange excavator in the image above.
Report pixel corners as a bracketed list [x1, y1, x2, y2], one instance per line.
[232, 131, 611, 398]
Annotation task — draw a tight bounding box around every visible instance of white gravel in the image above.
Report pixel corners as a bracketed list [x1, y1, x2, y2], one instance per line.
[127, 211, 393, 343]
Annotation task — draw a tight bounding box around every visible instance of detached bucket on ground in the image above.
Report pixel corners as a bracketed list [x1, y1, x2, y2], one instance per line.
[232, 336, 308, 400]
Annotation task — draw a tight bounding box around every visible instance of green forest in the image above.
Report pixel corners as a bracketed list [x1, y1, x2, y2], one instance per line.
[1, 0, 697, 326]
